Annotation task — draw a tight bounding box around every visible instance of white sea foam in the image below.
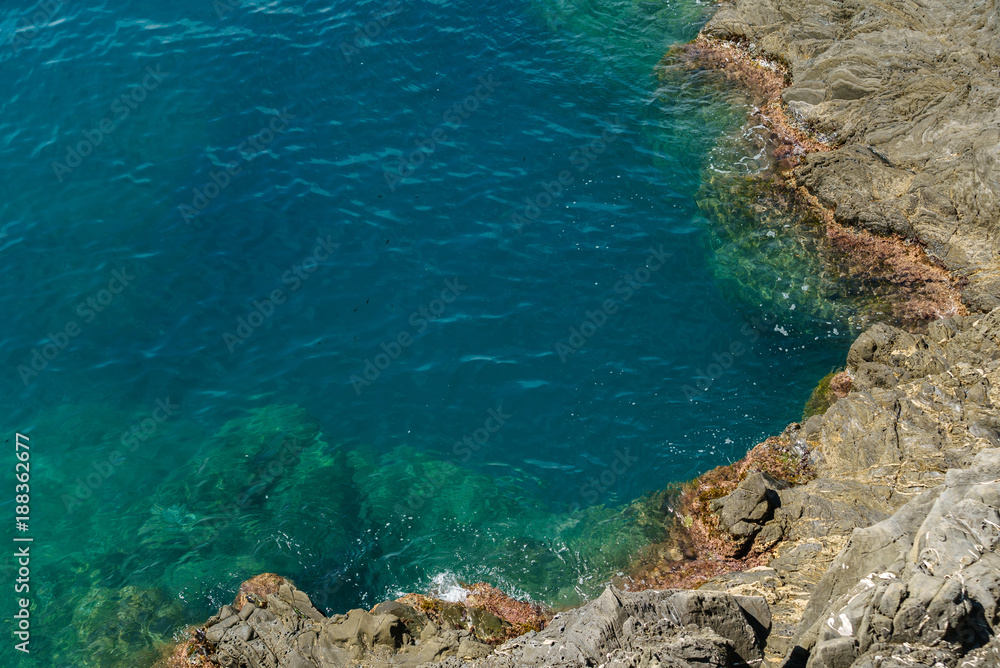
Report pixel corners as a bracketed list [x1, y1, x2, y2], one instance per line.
[430, 572, 470, 603]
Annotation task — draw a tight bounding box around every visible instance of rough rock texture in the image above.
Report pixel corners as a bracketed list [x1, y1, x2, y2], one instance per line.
[167, 584, 769, 668]
[392, 582, 549, 645]
[714, 471, 787, 548]
[792, 448, 1000, 667]
[166, 580, 495, 668]
[701, 0, 1000, 310]
[463, 587, 769, 668]
[696, 309, 1000, 666]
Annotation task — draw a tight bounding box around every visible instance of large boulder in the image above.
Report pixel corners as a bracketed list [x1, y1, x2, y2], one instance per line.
[714, 472, 785, 545]
[788, 448, 1000, 667]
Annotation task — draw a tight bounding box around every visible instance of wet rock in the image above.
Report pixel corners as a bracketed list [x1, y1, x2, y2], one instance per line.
[467, 607, 507, 644]
[233, 572, 292, 609]
[394, 583, 550, 647]
[701, 0, 1000, 309]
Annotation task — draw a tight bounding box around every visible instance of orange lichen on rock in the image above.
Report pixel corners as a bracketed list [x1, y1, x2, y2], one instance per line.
[396, 583, 550, 645]
[829, 370, 852, 398]
[157, 629, 216, 668]
[233, 572, 289, 608]
[674, 36, 831, 173]
[466, 582, 550, 634]
[624, 436, 811, 591]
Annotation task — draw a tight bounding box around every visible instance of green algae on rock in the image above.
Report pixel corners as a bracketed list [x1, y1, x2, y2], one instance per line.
[801, 368, 852, 421]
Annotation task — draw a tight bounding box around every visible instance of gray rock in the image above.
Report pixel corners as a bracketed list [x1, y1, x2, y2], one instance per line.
[199, 580, 496, 667]
[371, 600, 428, 637]
[191, 583, 769, 668]
[205, 612, 240, 643]
[718, 472, 785, 543]
[788, 447, 1000, 666]
[460, 587, 768, 668]
[238, 602, 255, 621]
[702, 0, 1000, 309]
[700, 310, 1000, 666]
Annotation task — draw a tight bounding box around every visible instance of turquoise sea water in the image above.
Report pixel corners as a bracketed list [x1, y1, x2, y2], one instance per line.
[0, 0, 852, 665]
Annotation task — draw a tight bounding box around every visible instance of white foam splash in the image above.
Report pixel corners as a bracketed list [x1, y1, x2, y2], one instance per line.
[430, 572, 470, 603]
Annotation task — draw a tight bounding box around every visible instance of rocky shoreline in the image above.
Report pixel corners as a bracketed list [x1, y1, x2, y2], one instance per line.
[696, 0, 1000, 313]
[162, 1, 1000, 666]
[164, 311, 1000, 668]
[634, 309, 1000, 666]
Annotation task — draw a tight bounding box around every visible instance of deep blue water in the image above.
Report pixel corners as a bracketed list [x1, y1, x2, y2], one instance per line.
[0, 0, 851, 665]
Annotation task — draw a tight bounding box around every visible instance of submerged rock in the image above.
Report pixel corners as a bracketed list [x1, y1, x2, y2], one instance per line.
[69, 585, 185, 668]
[163, 310, 1000, 668]
[699, 0, 1000, 312]
[686, 62, 966, 332]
